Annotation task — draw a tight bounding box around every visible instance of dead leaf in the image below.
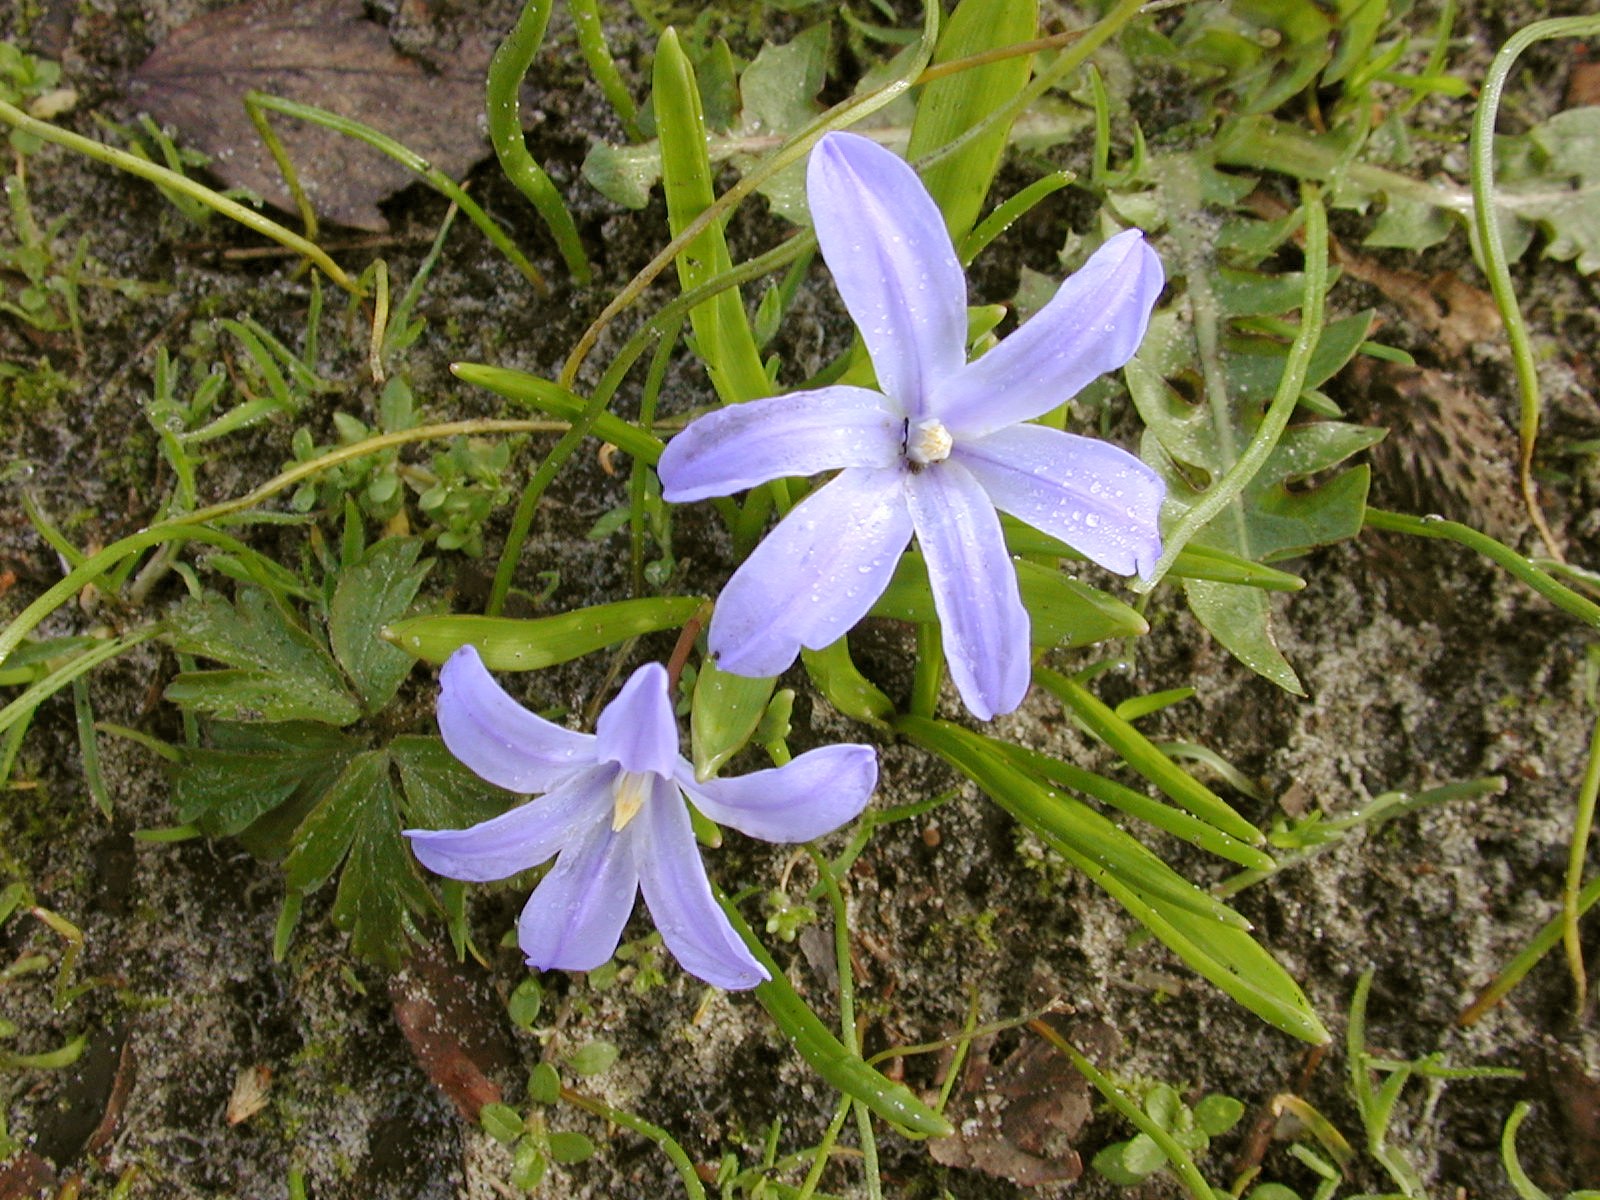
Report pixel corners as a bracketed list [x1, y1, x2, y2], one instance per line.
[929, 1016, 1119, 1189]
[1343, 357, 1526, 542]
[0, 1151, 57, 1200]
[128, 0, 492, 232]
[389, 941, 517, 1122]
[226, 1064, 273, 1126]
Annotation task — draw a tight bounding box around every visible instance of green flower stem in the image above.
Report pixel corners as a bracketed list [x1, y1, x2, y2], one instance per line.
[558, 1087, 706, 1200]
[1562, 707, 1600, 1010]
[0, 98, 358, 293]
[243, 92, 548, 294]
[1362, 509, 1600, 630]
[1470, 15, 1600, 559]
[1459, 872, 1600, 1028]
[807, 847, 883, 1200]
[712, 885, 953, 1137]
[0, 420, 563, 672]
[485, 0, 591, 282]
[0, 628, 161, 740]
[1027, 1019, 1220, 1200]
[1138, 184, 1329, 590]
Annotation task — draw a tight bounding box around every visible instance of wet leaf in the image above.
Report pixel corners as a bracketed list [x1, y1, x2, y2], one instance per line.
[166, 587, 361, 726]
[328, 537, 431, 713]
[129, 0, 492, 231]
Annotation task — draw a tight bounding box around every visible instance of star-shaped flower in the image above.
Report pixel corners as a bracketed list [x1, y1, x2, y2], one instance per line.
[658, 131, 1166, 720]
[405, 646, 878, 990]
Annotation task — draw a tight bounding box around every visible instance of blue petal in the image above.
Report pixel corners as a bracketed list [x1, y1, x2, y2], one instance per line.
[438, 645, 595, 793]
[710, 467, 913, 678]
[594, 663, 681, 777]
[658, 387, 904, 502]
[807, 132, 966, 416]
[932, 230, 1164, 437]
[405, 763, 616, 882]
[518, 814, 639, 973]
[679, 744, 878, 843]
[905, 462, 1030, 720]
[634, 774, 768, 989]
[955, 423, 1164, 576]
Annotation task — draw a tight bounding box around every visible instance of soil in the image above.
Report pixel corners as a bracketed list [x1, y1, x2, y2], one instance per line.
[1, 1, 1598, 1199]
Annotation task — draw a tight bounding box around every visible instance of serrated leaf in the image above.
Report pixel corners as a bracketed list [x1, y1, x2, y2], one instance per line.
[329, 760, 436, 967]
[390, 734, 509, 831]
[276, 747, 438, 966]
[172, 721, 360, 836]
[1502, 106, 1600, 275]
[329, 537, 432, 711]
[167, 587, 359, 725]
[284, 748, 389, 895]
[731, 25, 829, 220]
[1130, 313, 1382, 691]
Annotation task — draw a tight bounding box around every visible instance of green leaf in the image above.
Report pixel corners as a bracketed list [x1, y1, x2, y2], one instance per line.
[581, 139, 660, 209]
[872, 552, 1148, 649]
[899, 716, 1330, 1044]
[172, 722, 360, 837]
[905, 0, 1038, 242]
[166, 587, 360, 725]
[329, 759, 437, 967]
[1144, 1083, 1182, 1128]
[508, 978, 542, 1030]
[547, 1130, 597, 1164]
[329, 538, 431, 712]
[732, 24, 829, 222]
[1130, 314, 1383, 692]
[567, 1040, 620, 1076]
[1035, 670, 1261, 846]
[391, 734, 510, 831]
[480, 1102, 525, 1144]
[270, 748, 439, 967]
[527, 1061, 561, 1104]
[451, 364, 665, 464]
[1193, 1092, 1245, 1135]
[654, 27, 769, 404]
[385, 597, 705, 670]
[902, 717, 1250, 928]
[1121, 1131, 1168, 1174]
[691, 658, 776, 780]
[1502, 106, 1600, 275]
[1091, 1141, 1149, 1185]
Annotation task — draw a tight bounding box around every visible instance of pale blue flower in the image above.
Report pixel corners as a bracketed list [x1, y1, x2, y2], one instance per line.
[406, 646, 877, 990]
[658, 131, 1166, 720]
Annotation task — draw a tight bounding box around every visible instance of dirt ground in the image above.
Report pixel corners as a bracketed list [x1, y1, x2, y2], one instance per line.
[2, 1, 1598, 1198]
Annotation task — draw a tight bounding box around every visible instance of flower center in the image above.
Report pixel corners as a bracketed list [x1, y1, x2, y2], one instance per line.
[904, 417, 953, 466]
[612, 769, 651, 831]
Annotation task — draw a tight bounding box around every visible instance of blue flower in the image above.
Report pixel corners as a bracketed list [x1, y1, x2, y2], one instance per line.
[406, 646, 878, 989]
[658, 131, 1166, 720]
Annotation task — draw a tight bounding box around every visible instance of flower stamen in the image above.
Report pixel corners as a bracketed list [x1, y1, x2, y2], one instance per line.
[612, 769, 651, 831]
[905, 417, 953, 466]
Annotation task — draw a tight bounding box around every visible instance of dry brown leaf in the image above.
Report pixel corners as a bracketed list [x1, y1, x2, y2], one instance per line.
[928, 1017, 1118, 1190]
[128, 0, 492, 231]
[389, 942, 517, 1122]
